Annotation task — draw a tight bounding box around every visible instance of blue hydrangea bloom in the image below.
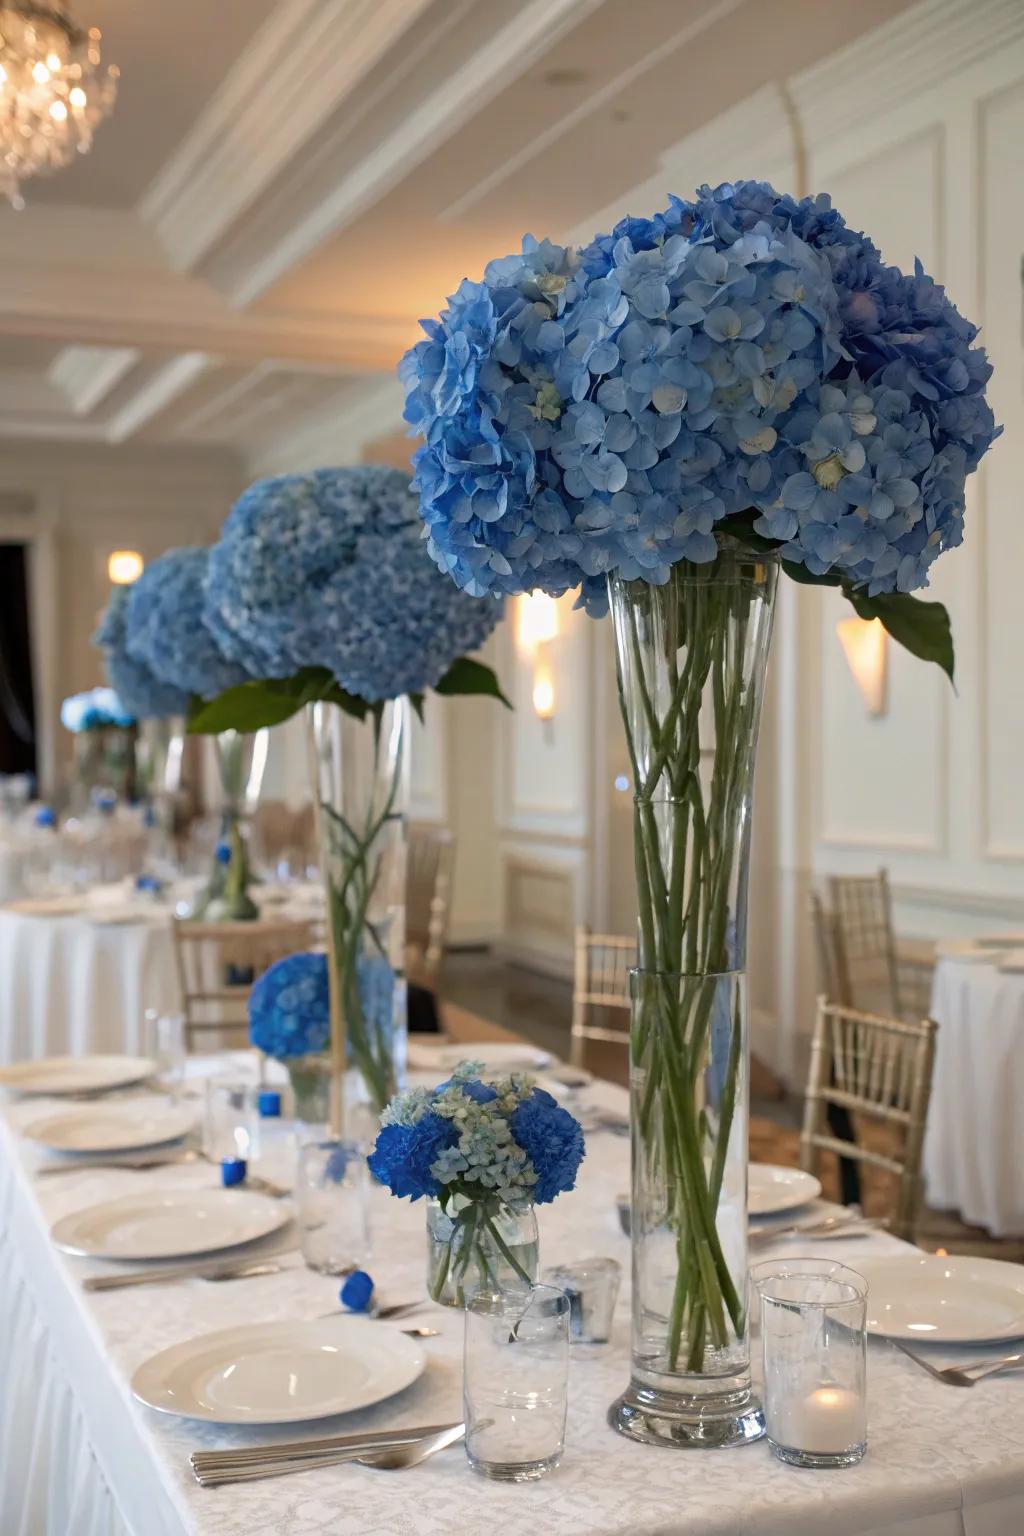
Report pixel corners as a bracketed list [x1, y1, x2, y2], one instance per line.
[93, 589, 189, 720]
[367, 1112, 458, 1200]
[510, 1088, 586, 1204]
[402, 182, 998, 608]
[248, 951, 330, 1061]
[204, 465, 502, 701]
[125, 547, 249, 701]
[60, 686, 135, 732]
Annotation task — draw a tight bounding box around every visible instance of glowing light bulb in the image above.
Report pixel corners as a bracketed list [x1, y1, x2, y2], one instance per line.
[532, 660, 555, 722]
[69, 87, 86, 107]
[49, 100, 67, 122]
[46, 52, 62, 71]
[32, 61, 50, 84]
[108, 551, 144, 585]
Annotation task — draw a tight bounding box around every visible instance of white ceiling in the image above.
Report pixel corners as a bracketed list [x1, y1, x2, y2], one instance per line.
[0, 0, 915, 462]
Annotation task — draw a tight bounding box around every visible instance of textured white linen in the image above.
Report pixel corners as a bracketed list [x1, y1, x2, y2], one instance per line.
[925, 956, 1024, 1236]
[2, 1064, 1024, 1535]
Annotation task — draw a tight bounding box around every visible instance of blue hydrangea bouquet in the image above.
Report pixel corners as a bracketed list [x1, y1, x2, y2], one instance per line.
[60, 687, 136, 808]
[187, 466, 510, 1132]
[369, 1062, 585, 1306]
[400, 181, 998, 1445]
[249, 951, 331, 1122]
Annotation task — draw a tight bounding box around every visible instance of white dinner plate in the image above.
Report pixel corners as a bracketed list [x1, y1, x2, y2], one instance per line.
[748, 1163, 822, 1217]
[858, 1254, 1024, 1343]
[408, 1040, 553, 1074]
[50, 1187, 288, 1260]
[23, 1100, 196, 1154]
[132, 1316, 425, 1424]
[0, 1054, 157, 1097]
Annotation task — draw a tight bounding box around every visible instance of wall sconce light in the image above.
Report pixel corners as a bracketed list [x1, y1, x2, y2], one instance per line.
[108, 550, 144, 585]
[515, 590, 559, 657]
[532, 657, 555, 723]
[836, 616, 887, 717]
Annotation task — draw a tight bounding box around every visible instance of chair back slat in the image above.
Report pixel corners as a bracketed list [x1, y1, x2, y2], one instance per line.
[800, 995, 938, 1242]
[570, 925, 635, 1068]
[405, 823, 455, 989]
[173, 916, 316, 1050]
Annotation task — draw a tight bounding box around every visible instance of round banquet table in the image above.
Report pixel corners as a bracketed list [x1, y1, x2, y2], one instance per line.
[0, 884, 324, 1064]
[924, 951, 1024, 1236]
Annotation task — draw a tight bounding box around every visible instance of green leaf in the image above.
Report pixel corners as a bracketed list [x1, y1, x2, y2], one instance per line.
[433, 656, 513, 709]
[844, 588, 955, 684]
[408, 692, 425, 724]
[187, 668, 368, 734]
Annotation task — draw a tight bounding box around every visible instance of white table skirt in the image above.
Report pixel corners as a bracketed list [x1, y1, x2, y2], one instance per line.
[0, 909, 181, 1063]
[3, 1066, 1024, 1536]
[925, 956, 1024, 1236]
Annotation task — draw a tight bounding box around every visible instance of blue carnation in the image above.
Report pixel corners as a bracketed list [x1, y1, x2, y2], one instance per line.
[510, 1088, 585, 1204]
[124, 547, 248, 701]
[93, 589, 189, 720]
[367, 1112, 458, 1200]
[248, 951, 330, 1061]
[204, 465, 502, 701]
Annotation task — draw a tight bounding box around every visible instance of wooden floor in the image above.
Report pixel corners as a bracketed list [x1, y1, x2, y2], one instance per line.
[438, 951, 1024, 1263]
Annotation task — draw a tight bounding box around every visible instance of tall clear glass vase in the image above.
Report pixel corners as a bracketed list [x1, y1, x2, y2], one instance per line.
[608, 535, 778, 1450]
[309, 699, 408, 1141]
[135, 717, 184, 866]
[193, 729, 268, 920]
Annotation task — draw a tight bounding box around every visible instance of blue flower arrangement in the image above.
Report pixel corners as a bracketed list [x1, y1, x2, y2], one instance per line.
[60, 686, 135, 732]
[203, 465, 503, 704]
[124, 547, 249, 702]
[248, 951, 330, 1061]
[93, 588, 190, 720]
[401, 180, 999, 666]
[370, 1061, 584, 1302]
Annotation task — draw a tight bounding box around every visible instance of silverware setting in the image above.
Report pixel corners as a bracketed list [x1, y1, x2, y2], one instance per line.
[892, 1340, 1024, 1387]
[748, 1214, 884, 1244]
[83, 1259, 286, 1291]
[190, 1421, 465, 1486]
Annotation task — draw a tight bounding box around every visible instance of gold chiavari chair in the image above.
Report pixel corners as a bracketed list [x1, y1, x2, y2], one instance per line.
[800, 996, 938, 1242]
[406, 822, 455, 992]
[570, 925, 635, 1069]
[827, 869, 902, 1017]
[173, 915, 315, 1051]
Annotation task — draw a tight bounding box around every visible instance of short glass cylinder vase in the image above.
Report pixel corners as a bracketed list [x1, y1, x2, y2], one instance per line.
[287, 1055, 331, 1128]
[607, 538, 778, 1450]
[296, 1138, 371, 1275]
[426, 1195, 539, 1308]
[309, 699, 408, 1137]
[464, 1284, 570, 1482]
[751, 1259, 867, 1469]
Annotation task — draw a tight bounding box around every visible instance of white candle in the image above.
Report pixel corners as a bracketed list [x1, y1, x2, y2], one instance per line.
[774, 1385, 865, 1455]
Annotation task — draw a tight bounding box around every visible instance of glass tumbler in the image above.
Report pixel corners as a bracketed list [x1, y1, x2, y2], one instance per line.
[296, 1139, 371, 1275]
[144, 1009, 186, 1098]
[202, 1074, 257, 1162]
[464, 1283, 570, 1481]
[543, 1257, 621, 1346]
[751, 1259, 867, 1469]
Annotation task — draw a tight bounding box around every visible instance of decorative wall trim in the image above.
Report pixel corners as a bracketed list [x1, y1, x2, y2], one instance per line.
[893, 881, 1024, 923]
[140, 0, 436, 273]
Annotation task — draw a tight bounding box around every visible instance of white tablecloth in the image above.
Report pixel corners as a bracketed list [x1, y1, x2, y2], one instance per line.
[2, 1068, 1024, 1536]
[925, 955, 1024, 1236]
[0, 886, 324, 1065]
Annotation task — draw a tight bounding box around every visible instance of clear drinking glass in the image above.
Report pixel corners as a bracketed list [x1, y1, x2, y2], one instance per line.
[543, 1257, 621, 1346]
[464, 1283, 570, 1482]
[202, 1074, 257, 1162]
[296, 1138, 371, 1275]
[144, 1009, 186, 1098]
[751, 1259, 867, 1469]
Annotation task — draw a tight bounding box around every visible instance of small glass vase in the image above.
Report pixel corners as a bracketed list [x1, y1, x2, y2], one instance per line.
[608, 537, 778, 1450]
[287, 1055, 331, 1128]
[426, 1195, 539, 1308]
[309, 699, 408, 1137]
[193, 728, 268, 920]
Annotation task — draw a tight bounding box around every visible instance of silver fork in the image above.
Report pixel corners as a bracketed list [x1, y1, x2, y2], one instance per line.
[892, 1340, 1024, 1386]
[192, 1422, 463, 1485]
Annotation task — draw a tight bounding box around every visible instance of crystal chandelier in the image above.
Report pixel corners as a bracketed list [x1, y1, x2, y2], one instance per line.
[0, 2, 118, 208]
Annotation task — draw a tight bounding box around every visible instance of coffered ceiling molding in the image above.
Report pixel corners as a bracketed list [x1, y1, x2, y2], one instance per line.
[49, 347, 140, 416]
[196, 0, 608, 307]
[245, 375, 406, 478]
[140, 0, 437, 274]
[105, 354, 212, 444]
[0, 263, 418, 369]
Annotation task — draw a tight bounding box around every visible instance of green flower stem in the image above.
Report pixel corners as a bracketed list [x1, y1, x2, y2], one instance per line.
[614, 545, 775, 1376]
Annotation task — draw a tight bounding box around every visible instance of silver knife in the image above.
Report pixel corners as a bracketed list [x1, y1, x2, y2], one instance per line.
[191, 1420, 462, 1474]
[83, 1259, 282, 1291]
